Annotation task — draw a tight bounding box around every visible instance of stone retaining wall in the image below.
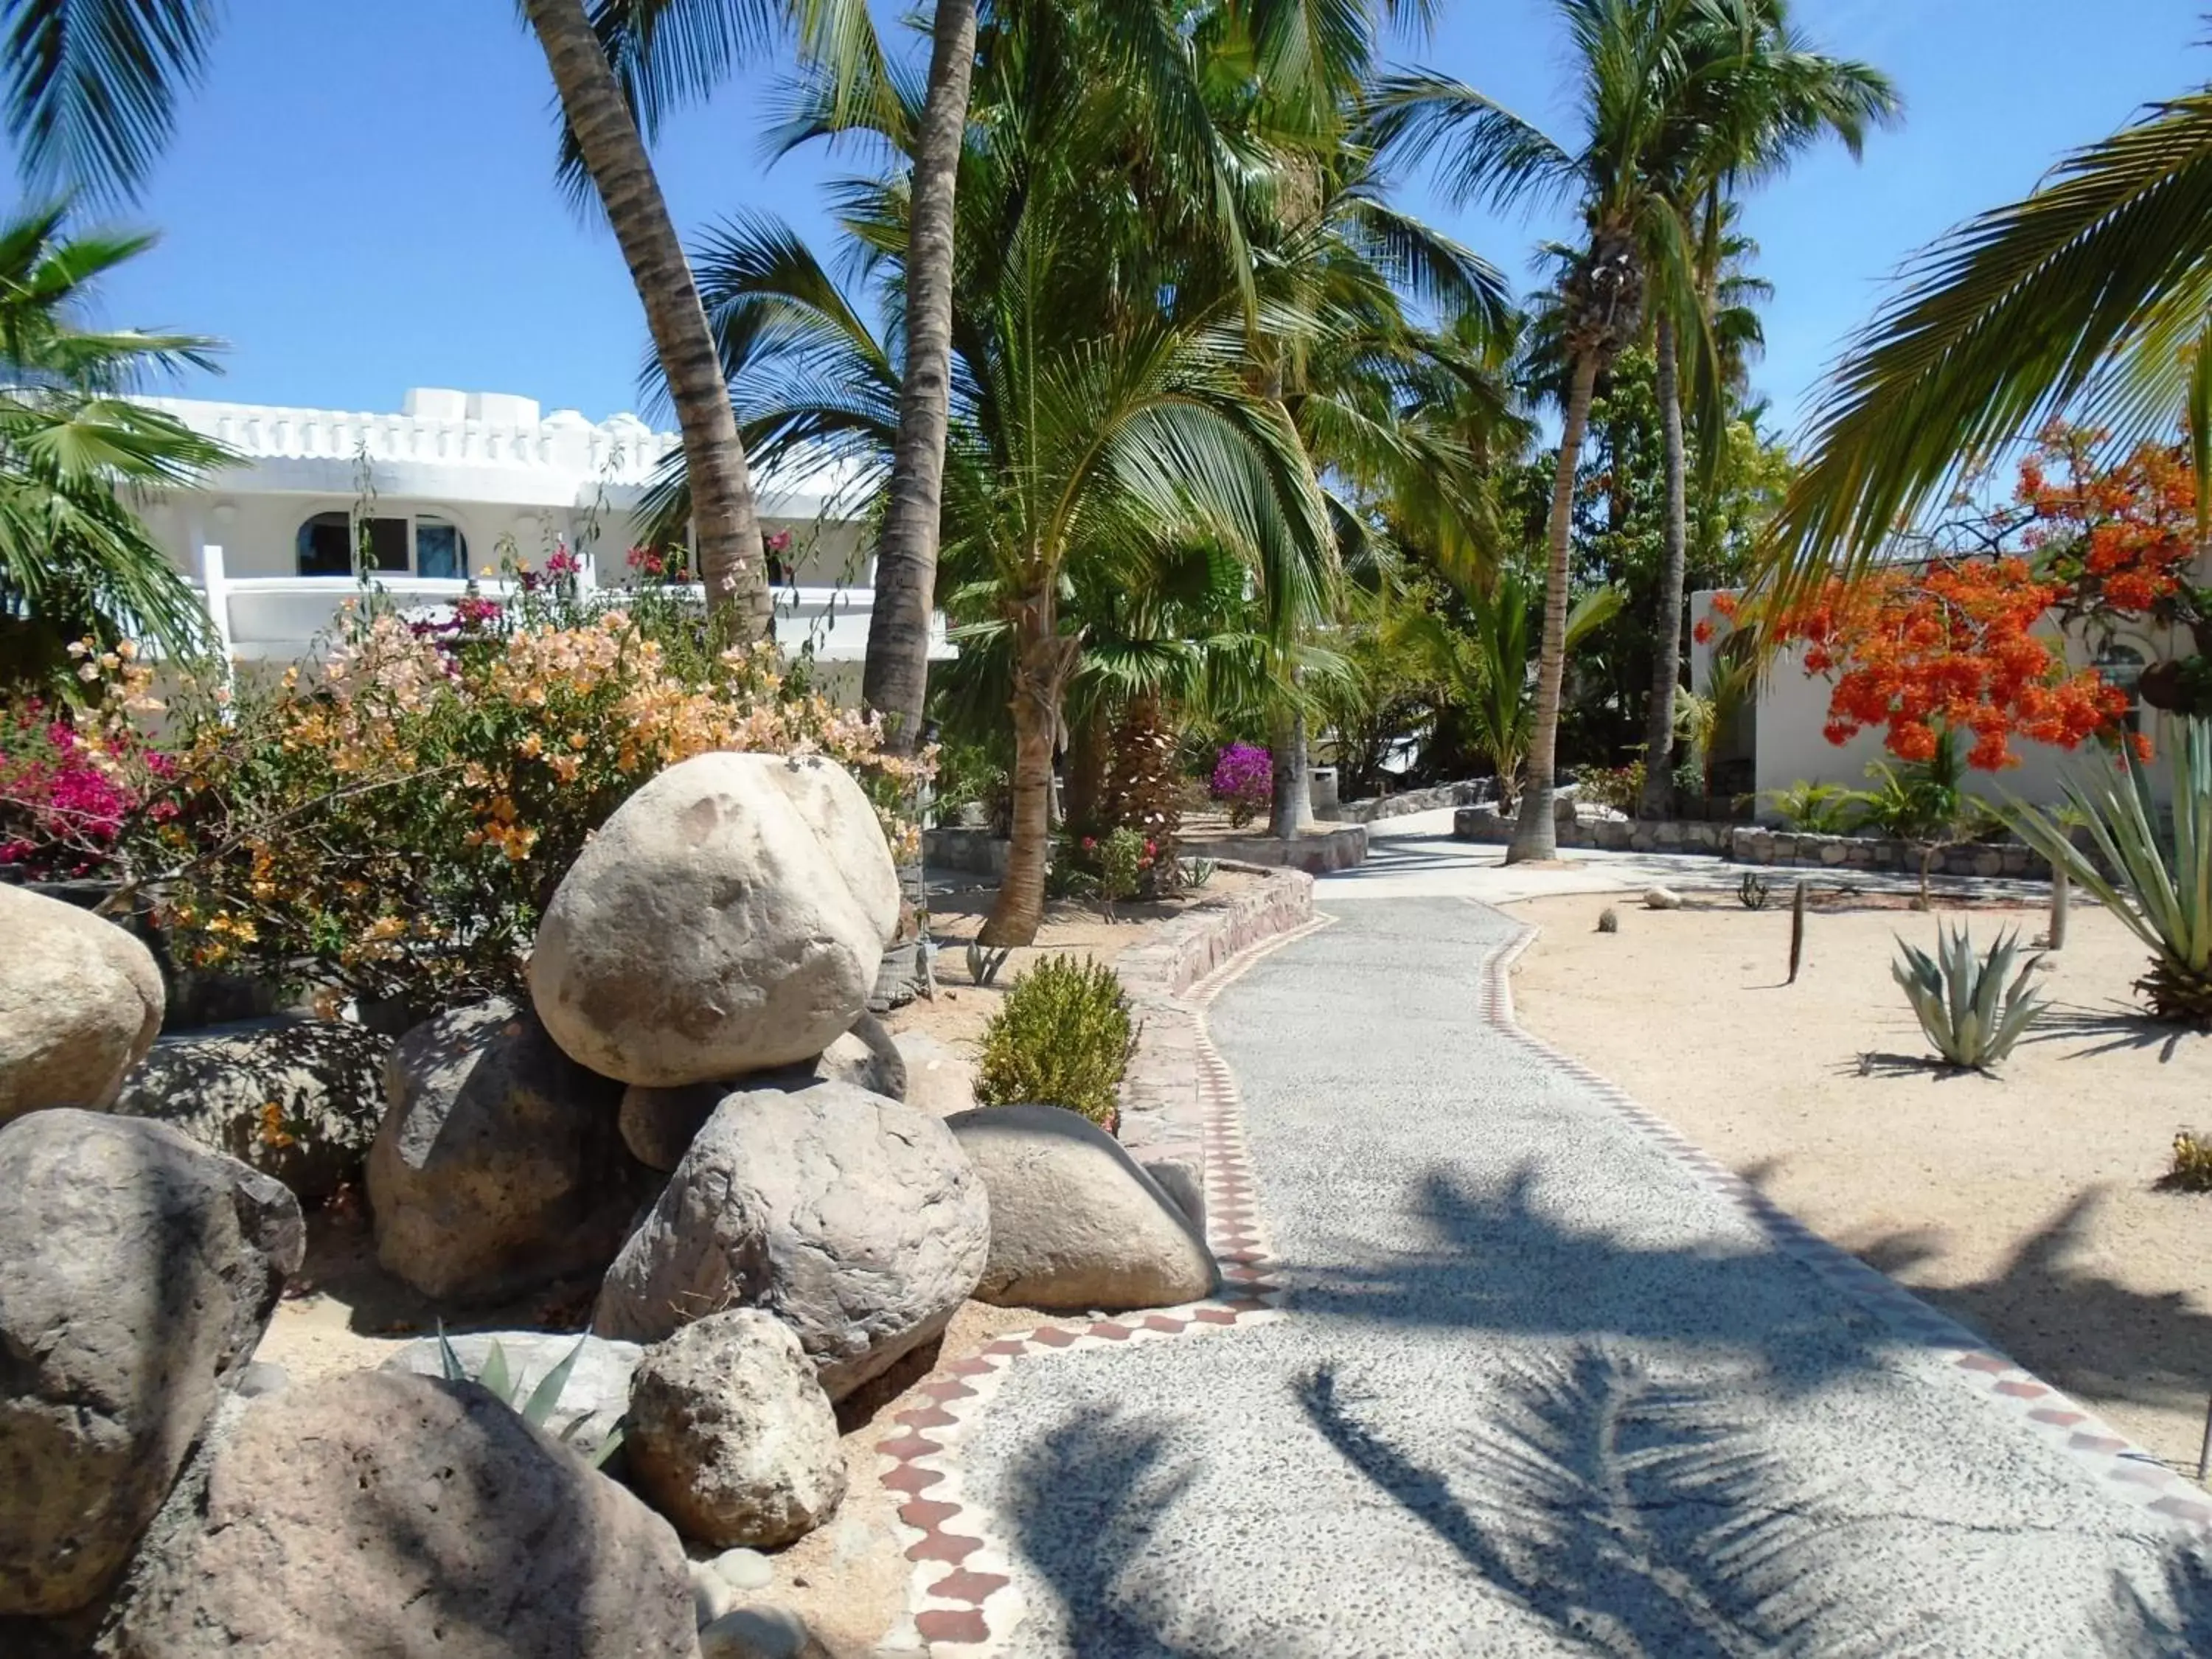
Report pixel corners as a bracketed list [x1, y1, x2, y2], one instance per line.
[1325, 779, 1492, 824]
[1182, 824, 1367, 874]
[1115, 865, 1315, 1168]
[1450, 806, 2054, 879]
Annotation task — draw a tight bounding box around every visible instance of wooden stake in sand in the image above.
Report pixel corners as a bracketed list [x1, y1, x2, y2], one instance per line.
[2198, 1391, 2212, 1486]
[1788, 880, 1807, 984]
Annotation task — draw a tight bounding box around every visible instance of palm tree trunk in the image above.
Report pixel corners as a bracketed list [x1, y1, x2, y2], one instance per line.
[1269, 706, 1312, 840]
[981, 586, 1077, 947]
[1063, 700, 1110, 835]
[522, 0, 768, 638]
[1640, 311, 1691, 818]
[863, 0, 976, 751]
[1508, 350, 1601, 863]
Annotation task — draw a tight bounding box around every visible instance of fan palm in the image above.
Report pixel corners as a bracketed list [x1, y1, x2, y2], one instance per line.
[0, 206, 228, 674]
[1770, 80, 2212, 597]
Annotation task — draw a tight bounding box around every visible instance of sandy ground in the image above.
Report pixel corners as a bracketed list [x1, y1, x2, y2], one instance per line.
[251, 877, 1249, 1653]
[1506, 890, 2212, 1468]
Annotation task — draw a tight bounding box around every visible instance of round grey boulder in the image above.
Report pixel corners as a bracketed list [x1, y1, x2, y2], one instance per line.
[528, 752, 901, 1088]
[0, 1110, 303, 1615]
[112, 1016, 391, 1199]
[626, 1310, 846, 1548]
[594, 1081, 990, 1399]
[893, 1030, 976, 1119]
[618, 1016, 906, 1172]
[0, 885, 163, 1124]
[380, 1330, 640, 1461]
[111, 1369, 698, 1659]
[948, 1103, 1218, 1311]
[366, 998, 644, 1304]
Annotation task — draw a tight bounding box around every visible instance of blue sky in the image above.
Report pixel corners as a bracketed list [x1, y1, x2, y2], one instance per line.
[48, 0, 2211, 441]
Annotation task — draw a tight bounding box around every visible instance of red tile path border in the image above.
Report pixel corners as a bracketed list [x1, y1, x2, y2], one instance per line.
[1480, 910, 2212, 1540]
[871, 913, 1337, 1655]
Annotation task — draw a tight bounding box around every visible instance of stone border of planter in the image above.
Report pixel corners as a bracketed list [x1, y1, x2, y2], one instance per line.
[1481, 911, 2210, 1543]
[872, 921, 1317, 1653]
[1451, 806, 2056, 879]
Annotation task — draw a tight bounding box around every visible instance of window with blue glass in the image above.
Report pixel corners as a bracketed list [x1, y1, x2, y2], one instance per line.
[296, 511, 467, 577]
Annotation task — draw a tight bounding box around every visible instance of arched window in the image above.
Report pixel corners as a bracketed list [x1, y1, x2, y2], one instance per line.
[296, 511, 468, 577]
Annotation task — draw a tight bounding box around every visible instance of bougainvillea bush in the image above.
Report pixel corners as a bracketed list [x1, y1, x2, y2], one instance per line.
[2, 582, 926, 1006]
[1208, 742, 1271, 827]
[0, 642, 176, 878]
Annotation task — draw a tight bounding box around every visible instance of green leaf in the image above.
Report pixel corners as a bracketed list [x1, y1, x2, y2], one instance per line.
[521, 1335, 589, 1431]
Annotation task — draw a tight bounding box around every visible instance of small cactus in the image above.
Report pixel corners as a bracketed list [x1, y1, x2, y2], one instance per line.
[1596, 906, 1620, 934]
[1738, 871, 1770, 911]
[966, 939, 1012, 987]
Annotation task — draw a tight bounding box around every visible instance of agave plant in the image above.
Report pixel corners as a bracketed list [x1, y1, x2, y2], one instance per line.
[436, 1325, 622, 1468]
[2000, 718, 2212, 1026]
[1892, 926, 2048, 1071]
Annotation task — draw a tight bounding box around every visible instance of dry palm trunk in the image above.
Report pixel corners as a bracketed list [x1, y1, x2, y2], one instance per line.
[1641, 311, 1691, 818]
[523, 0, 770, 639]
[1509, 349, 1601, 863]
[1062, 702, 1112, 837]
[980, 587, 1079, 946]
[863, 0, 977, 750]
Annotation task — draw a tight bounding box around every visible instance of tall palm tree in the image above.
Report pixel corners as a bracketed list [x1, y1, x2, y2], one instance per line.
[1374, 0, 1888, 854]
[0, 206, 229, 674]
[1772, 82, 2212, 596]
[1633, 1, 1894, 817]
[524, 0, 773, 636]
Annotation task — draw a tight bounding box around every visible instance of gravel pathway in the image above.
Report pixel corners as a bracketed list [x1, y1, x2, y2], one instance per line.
[956, 897, 2210, 1657]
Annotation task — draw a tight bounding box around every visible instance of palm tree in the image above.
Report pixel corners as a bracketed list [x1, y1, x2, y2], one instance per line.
[1634, 3, 1894, 817]
[1770, 81, 2212, 595]
[0, 206, 229, 675]
[686, 147, 1333, 947]
[863, 0, 976, 755]
[1374, 0, 1889, 854]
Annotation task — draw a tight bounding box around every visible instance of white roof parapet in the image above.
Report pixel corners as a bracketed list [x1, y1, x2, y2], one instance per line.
[138, 393, 681, 487]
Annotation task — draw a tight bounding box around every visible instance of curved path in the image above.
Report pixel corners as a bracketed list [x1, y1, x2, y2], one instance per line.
[926, 833, 2210, 1657]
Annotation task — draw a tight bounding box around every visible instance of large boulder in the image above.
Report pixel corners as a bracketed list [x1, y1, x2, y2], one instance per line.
[625, 1311, 846, 1548]
[0, 885, 163, 1124]
[893, 1031, 976, 1119]
[948, 1104, 1217, 1311]
[366, 999, 644, 1304]
[113, 1017, 391, 1200]
[528, 753, 901, 1087]
[616, 1016, 905, 1173]
[111, 1369, 700, 1659]
[594, 1082, 990, 1399]
[380, 1331, 640, 1462]
[0, 1110, 302, 1615]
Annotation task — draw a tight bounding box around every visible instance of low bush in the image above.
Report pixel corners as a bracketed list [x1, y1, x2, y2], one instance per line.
[1574, 761, 1644, 816]
[2, 573, 927, 1008]
[975, 956, 1136, 1128]
[2164, 1131, 2212, 1192]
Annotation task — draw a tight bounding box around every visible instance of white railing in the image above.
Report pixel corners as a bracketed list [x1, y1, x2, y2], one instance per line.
[192, 548, 950, 667]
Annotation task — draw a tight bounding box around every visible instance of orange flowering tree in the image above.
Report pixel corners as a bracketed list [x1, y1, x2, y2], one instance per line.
[1704, 425, 2206, 771]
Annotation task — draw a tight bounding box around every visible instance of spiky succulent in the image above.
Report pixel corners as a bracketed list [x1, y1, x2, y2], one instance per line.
[1892, 925, 2048, 1071]
[435, 1326, 623, 1468]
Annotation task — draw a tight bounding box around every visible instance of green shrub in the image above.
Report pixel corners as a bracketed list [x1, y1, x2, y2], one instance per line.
[1892, 925, 2048, 1071]
[1763, 781, 1859, 835]
[434, 1325, 622, 1468]
[975, 956, 1137, 1127]
[1575, 761, 1644, 816]
[2164, 1131, 2212, 1192]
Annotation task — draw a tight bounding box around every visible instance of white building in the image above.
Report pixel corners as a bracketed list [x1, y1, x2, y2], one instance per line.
[139, 387, 945, 696]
